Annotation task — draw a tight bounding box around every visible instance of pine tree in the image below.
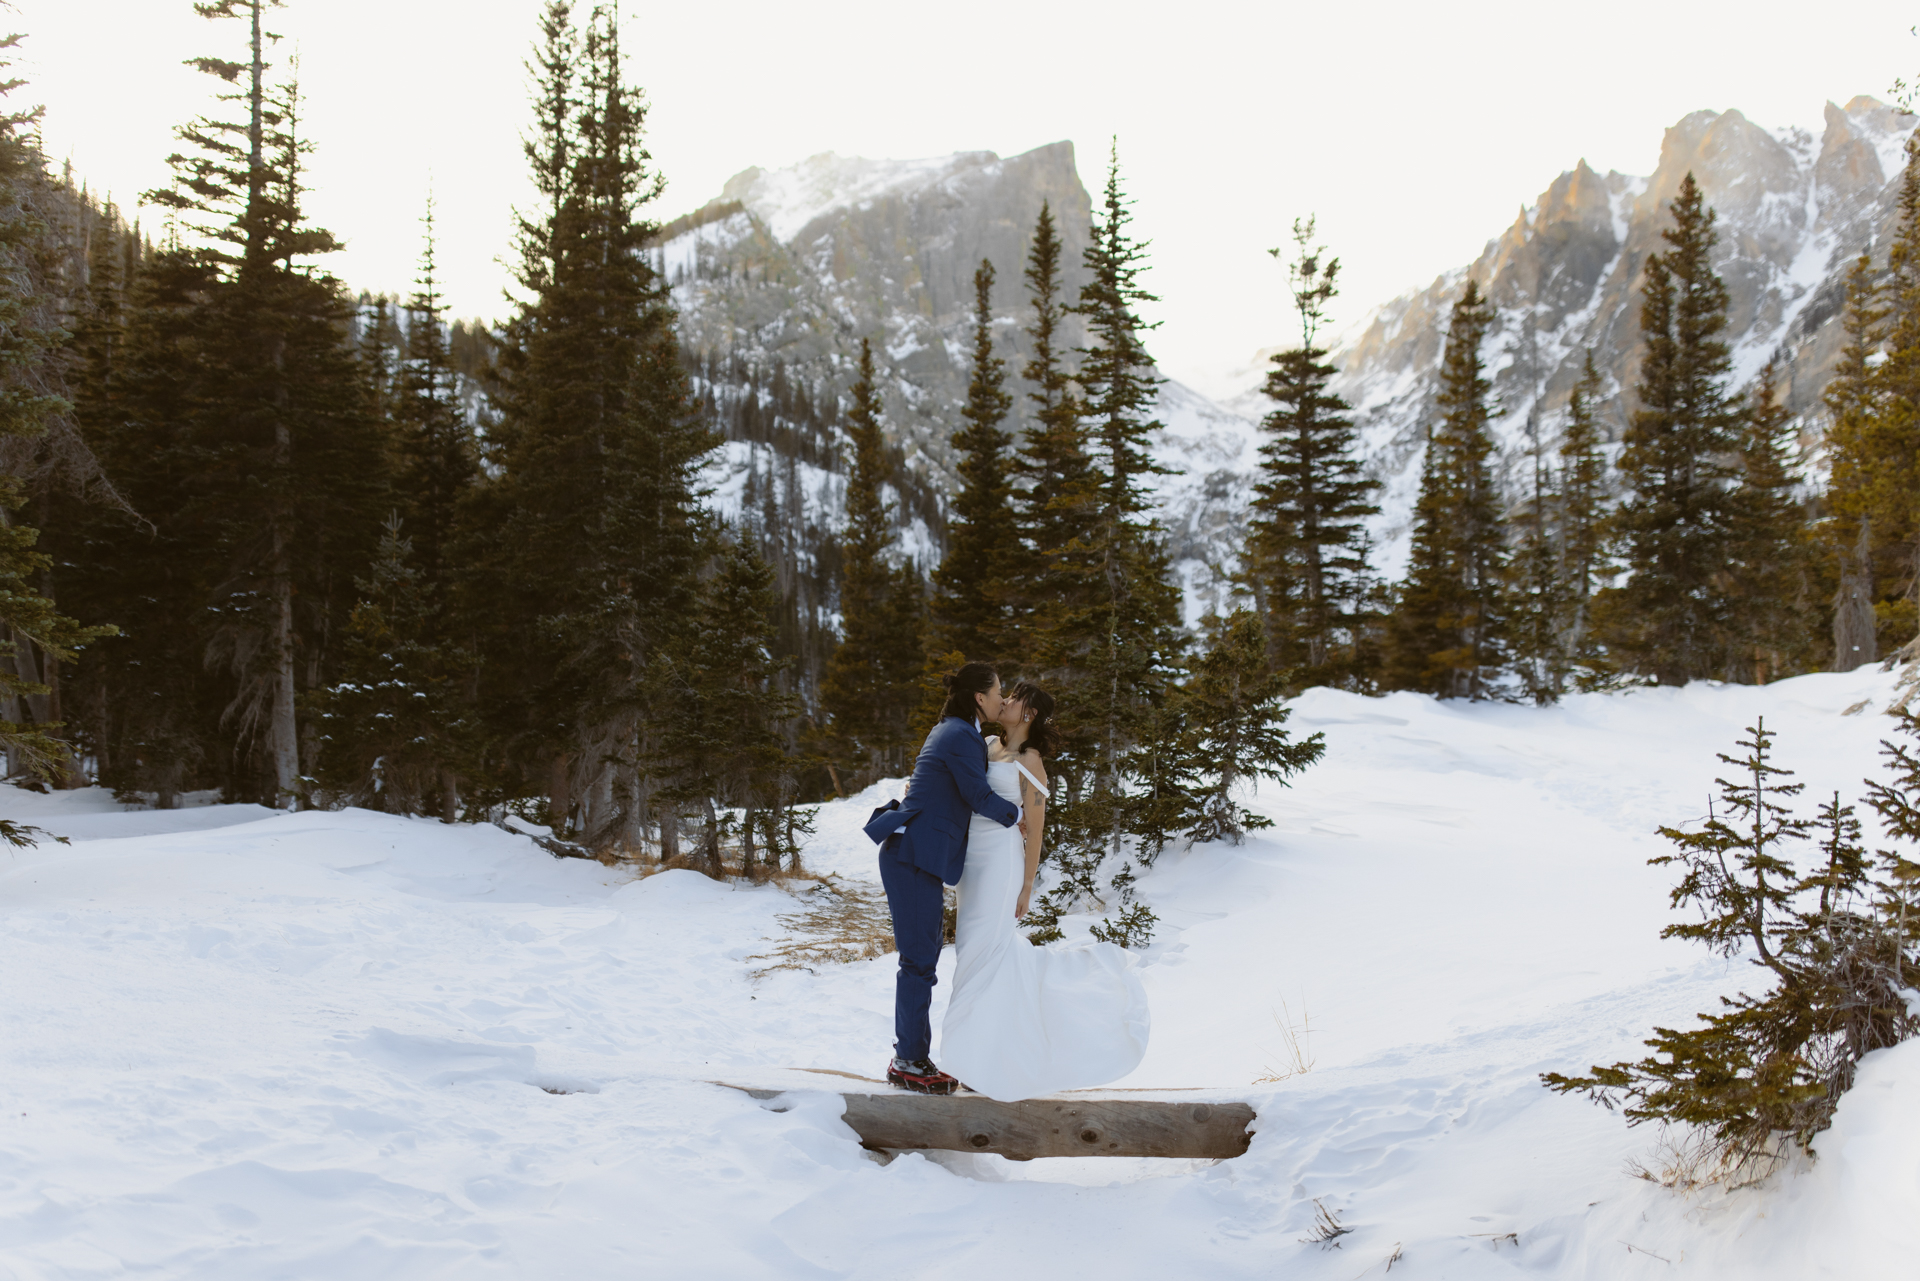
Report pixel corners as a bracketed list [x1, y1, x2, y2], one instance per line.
[65, 244, 226, 806]
[928, 259, 1019, 666]
[0, 42, 113, 809]
[360, 294, 399, 426]
[664, 537, 798, 875]
[1246, 217, 1381, 691]
[1011, 199, 1097, 706]
[1173, 610, 1325, 846]
[473, 1, 714, 842]
[1544, 717, 1920, 1169]
[1046, 142, 1186, 863]
[137, 3, 393, 805]
[1826, 131, 1920, 668]
[1556, 350, 1610, 672]
[1506, 406, 1565, 703]
[819, 338, 922, 779]
[1824, 254, 1884, 672]
[1726, 362, 1815, 683]
[312, 516, 471, 815]
[1383, 278, 1505, 698]
[1597, 173, 1743, 685]
[393, 196, 473, 586]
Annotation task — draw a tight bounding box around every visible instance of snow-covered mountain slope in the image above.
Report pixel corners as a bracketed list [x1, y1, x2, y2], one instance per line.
[1290, 97, 1916, 576]
[665, 143, 1265, 617]
[660, 141, 1091, 487]
[671, 102, 1912, 612]
[4, 671, 1916, 1276]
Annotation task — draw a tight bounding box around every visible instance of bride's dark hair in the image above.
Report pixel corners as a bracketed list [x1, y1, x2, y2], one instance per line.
[1008, 679, 1062, 758]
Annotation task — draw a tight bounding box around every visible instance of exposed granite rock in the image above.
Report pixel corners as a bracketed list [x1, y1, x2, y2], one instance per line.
[1303, 98, 1916, 573]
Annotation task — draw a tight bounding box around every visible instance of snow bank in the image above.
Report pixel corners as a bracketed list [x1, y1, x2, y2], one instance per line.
[2, 670, 1915, 1276]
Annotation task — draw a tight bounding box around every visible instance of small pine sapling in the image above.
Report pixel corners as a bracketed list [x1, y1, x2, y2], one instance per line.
[1543, 717, 1920, 1176]
[1653, 718, 1809, 976]
[1175, 611, 1327, 846]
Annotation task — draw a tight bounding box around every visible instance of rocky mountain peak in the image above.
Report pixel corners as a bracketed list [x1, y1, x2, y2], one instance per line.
[1318, 97, 1915, 574]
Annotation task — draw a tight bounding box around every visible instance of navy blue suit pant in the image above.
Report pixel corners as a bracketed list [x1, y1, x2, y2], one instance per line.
[878, 840, 944, 1061]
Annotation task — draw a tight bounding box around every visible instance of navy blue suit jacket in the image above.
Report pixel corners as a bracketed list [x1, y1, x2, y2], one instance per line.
[864, 716, 1020, 885]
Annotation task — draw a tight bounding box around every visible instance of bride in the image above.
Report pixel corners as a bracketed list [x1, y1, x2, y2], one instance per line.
[937, 679, 1151, 1101]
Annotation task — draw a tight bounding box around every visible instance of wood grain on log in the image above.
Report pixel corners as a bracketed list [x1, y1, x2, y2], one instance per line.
[724, 1085, 1255, 1161]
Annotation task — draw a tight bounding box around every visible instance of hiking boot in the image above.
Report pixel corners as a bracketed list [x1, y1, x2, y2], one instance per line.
[887, 1056, 959, 1095]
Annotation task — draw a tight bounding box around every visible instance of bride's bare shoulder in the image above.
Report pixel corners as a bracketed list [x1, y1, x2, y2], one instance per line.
[1016, 747, 1049, 785]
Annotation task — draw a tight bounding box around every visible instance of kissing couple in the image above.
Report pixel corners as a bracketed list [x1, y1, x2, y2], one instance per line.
[863, 662, 1150, 1099]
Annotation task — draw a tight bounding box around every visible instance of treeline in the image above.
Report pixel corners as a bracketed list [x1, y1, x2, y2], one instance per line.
[4, 0, 1912, 902]
[1, 0, 810, 874]
[1237, 159, 1920, 709]
[1377, 175, 1824, 698]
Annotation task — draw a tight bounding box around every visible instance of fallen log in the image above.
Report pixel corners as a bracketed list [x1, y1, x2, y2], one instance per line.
[723, 1081, 1255, 1160]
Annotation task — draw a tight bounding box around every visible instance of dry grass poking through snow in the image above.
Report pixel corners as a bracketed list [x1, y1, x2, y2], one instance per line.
[1254, 997, 1317, 1083]
[749, 876, 896, 978]
[1625, 1124, 1799, 1193]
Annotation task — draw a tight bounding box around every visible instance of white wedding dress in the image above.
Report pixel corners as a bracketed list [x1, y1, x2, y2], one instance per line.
[938, 757, 1151, 1101]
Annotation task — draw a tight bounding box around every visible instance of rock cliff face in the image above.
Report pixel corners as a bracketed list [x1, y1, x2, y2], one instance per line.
[661, 99, 1912, 632]
[659, 143, 1091, 481]
[657, 141, 1258, 627]
[1301, 97, 1916, 573]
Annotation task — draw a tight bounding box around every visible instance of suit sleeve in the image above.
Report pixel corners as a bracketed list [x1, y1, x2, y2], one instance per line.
[940, 729, 1020, 827]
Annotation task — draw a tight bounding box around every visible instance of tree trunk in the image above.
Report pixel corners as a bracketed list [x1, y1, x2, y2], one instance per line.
[548, 753, 571, 833]
[267, 464, 298, 807]
[741, 807, 757, 876]
[41, 640, 82, 789]
[1834, 523, 1877, 673]
[660, 807, 679, 863]
[155, 759, 182, 811]
[701, 795, 723, 878]
[439, 768, 458, 823]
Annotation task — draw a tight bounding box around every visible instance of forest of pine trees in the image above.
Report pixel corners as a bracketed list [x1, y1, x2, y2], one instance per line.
[0, 0, 1913, 897]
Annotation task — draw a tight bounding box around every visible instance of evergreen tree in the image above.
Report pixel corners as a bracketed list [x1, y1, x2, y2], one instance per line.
[1824, 253, 1884, 672]
[1826, 131, 1920, 668]
[1596, 173, 1743, 685]
[928, 259, 1019, 666]
[392, 196, 473, 585]
[1506, 408, 1565, 703]
[1383, 279, 1506, 698]
[312, 516, 471, 815]
[1245, 217, 1381, 691]
[0, 41, 112, 809]
[138, 2, 392, 805]
[1173, 610, 1325, 845]
[1046, 142, 1186, 862]
[315, 205, 479, 816]
[473, 1, 714, 842]
[819, 338, 922, 779]
[1726, 362, 1815, 683]
[66, 245, 226, 807]
[1545, 717, 1920, 1170]
[1011, 199, 1097, 706]
[1556, 350, 1610, 672]
[663, 537, 798, 875]
[360, 294, 399, 426]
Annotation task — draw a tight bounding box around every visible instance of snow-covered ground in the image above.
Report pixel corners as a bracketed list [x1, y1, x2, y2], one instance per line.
[3, 671, 1917, 1278]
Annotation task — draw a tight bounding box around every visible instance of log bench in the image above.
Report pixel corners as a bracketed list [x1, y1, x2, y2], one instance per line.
[718, 1071, 1255, 1161]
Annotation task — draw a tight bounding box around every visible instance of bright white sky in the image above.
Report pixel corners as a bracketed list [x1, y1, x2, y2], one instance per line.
[20, 0, 1917, 400]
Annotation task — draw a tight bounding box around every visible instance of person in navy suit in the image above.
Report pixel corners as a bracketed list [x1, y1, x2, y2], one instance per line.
[864, 661, 1022, 1093]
